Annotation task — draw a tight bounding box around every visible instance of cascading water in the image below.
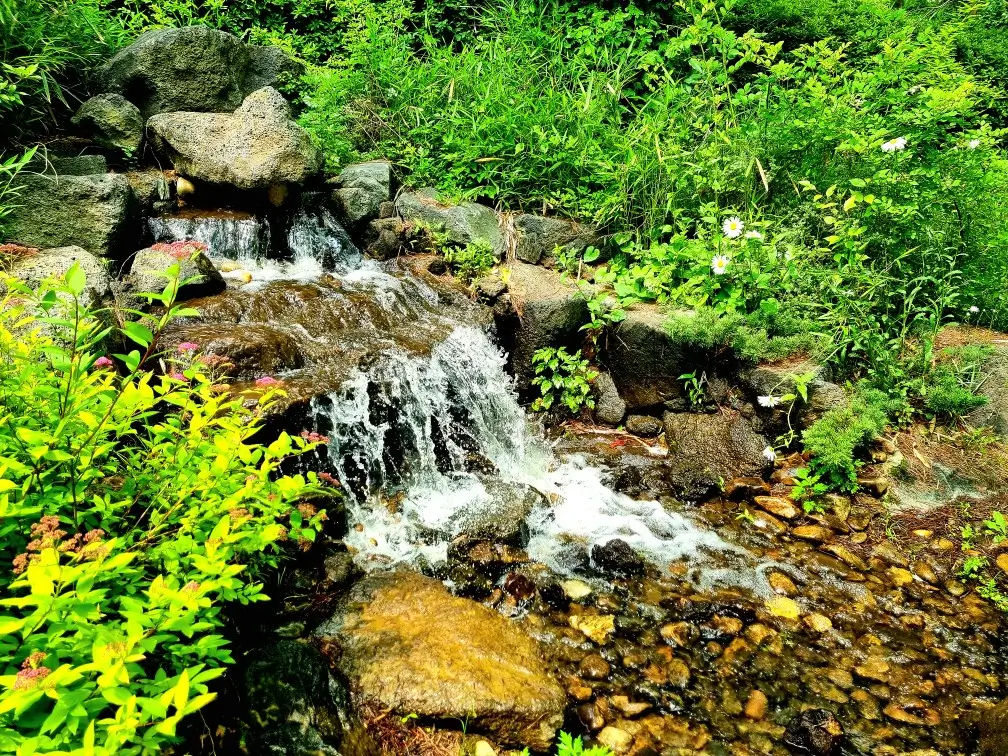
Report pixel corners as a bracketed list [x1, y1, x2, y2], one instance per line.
[163, 198, 773, 595]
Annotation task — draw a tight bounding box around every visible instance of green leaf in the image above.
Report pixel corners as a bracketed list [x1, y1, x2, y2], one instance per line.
[122, 321, 154, 348]
[66, 263, 87, 297]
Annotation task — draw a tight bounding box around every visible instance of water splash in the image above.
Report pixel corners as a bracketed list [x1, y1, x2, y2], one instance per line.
[287, 193, 362, 271]
[148, 212, 271, 261]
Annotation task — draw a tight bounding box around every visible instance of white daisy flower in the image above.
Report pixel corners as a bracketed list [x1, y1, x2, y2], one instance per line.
[969, 305, 980, 314]
[723, 217, 744, 238]
[711, 254, 731, 275]
[969, 139, 981, 150]
[744, 230, 763, 240]
[758, 395, 781, 408]
[763, 446, 777, 463]
[881, 137, 907, 153]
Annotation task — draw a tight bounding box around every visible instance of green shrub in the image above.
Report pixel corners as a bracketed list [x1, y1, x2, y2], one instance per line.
[921, 344, 991, 417]
[531, 347, 597, 415]
[802, 387, 893, 491]
[443, 239, 495, 285]
[0, 266, 331, 753]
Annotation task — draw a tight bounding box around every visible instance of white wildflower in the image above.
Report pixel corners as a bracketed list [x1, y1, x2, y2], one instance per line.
[881, 137, 907, 153]
[710, 254, 730, 275]
[763, 446, 777, 463]
[969, 139, 981, 150]
[722, 217, 744, 238]
[757, 395, 781, 408]
[744, 230, 763, 240]
[969, 305, 980, 314]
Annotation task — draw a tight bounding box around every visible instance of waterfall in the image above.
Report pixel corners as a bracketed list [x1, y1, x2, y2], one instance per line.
[148, 212, 271, 261]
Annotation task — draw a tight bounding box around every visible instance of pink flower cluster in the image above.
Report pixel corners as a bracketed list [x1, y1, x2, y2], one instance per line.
[150, 240, 208, 260]
[318, 472, 340, 488]
[177, 342, 199, 354]
[12, 517, 107, 575]
[255, 376, 281, 387]
[94, 356, 114, 369]
[300, 430, 329, 444]
[14, 652, 50, 690]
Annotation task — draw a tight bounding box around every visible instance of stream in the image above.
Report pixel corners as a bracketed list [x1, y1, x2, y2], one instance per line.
[151, 202, 1007, 756]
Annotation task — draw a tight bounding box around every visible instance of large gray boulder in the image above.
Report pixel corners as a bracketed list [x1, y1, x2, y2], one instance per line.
[396, 189, 504, 258]
[124, 243, 225, 302]
[315, 571, 565, 750]
[514, 213, 597, 265]
[332, 160, 391, 225]
[6, 246, 112, 307]
[662, 411, 770, 499]
[3, 172, 136, 260]
[99, 26, 250, 119]
[603, 304, 692, 410]
[147, 87, 321, 191]
[245, 45, 303, 93]
[72, 94, 144, 155]
[500, 261, 589, 388]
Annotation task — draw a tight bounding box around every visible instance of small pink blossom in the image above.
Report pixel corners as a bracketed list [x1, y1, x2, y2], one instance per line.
[177, 342, 199, 354]
[255, 376, 281, 387]
[94, 356, 113, 369]
[168, 371, 188, 382]
[150, 240, 207, 260]
[300, 430, 329, 444]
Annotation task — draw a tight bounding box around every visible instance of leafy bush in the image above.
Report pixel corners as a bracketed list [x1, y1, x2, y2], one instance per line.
[443, 239, 495, 285]
[0, 267, 331, 753]
[801, 388, 893, 491]
[531, 347, 597, 415]
[920, 344, 991, 417]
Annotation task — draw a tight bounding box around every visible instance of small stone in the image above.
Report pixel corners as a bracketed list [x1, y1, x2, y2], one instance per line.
[850, 532, 868, 545]
[883, 699, 940, 726]
[822, 544, 868, 571]
[804, 613, 833, 633]
[744, 623, 776, 647]
[579, 653, 611, 680]
[660, 621, 696, 648]
[784, 709, 844, 755]
[576, 703, 605, 733]
[567, 682, 593, 702]
[597, 726, 634, 754]
[725, 477, 771, 501]
[911, 560, 939, 585]
[744, 690, 769, 719]
[609, 695, 651, 718]
[913, 529, 933, 539]
[857, 476, 889, 497]
[792, 525, 832, 543]
[624, 414, 663, 437]
[569, 614, 616, 645]
[427, 257, 449, 275]
[474, 741, 498, 756]
[945, 579, 967, 597]
[769, 571, 798, 596]
[765, 596, 800, 620]
[997, 553, 1008, 575]
[855, 657, 891, 683]
[665, 657, 692, 688]
[872, 542, 909, 568]
[827, 668, 854, 689]
[754, 495, 799, 520]
[711, 615, 744, 636]
[562, 580, 593, 601]
[591, 539, 645, 576]
[888, 567, 914, 587]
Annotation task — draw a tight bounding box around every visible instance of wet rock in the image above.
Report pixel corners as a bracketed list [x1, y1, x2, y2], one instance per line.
[245, 44, 302, 92]
[514, 213, 597, 265]
[499, 261, 588, 386]
[604, 305, 691, 409]
[857, 476, 889, 497]
[124, 244, 225, 301]
[6, 246, 112, 308]
[451, 477, 543, 545]
[502, 572, 536, 602]
[562, 580, 592, 601]
[887, 567, 914, 587]
[725, 477, 771, 501]
[882, 699, 940, 726]
[577, 702, 606, 732]
[610, 696, 651, 718]
[764, 596, 800, 621]
[821, 544, 868, 572]
[332, 160, 391, 225]
[791, 525, 832, 544]
[315, 571, 565, 750]
[755, 495, 798, 520]
[661, 412, 769, 499]
[665, 657, 692, 688]
[768, 572, 797, 596]
[591, 539, 645, 576]
[241, 640, 353, 755]
[125, 170, 173, 213]
[625, 414, 663, 437]
[978, 699, 1008, 755]
[322, 550, 360, 590]
[783, 709, 843, 755]
[578, 653, 611, 680]
[997, 553, 1008, 576]
[597, 726, 634, 754]
[854, 657, 890, 683]
[396, 189, 504, 258]
[803, 613, 833, 633]
[745, 690, 769, 720]
[4, 172, 136, 260]
[99, 26, 279, 118]
[569, 614, 616, 645]
[161, 323, 304, 378]
[659, 621, 697, 648]
[593, 372, 627, 425]
[148, 87, 321, 190]
[872, 542, 909, 568]
[475, 273, 507, 301]
[72, 93, 144, 155]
